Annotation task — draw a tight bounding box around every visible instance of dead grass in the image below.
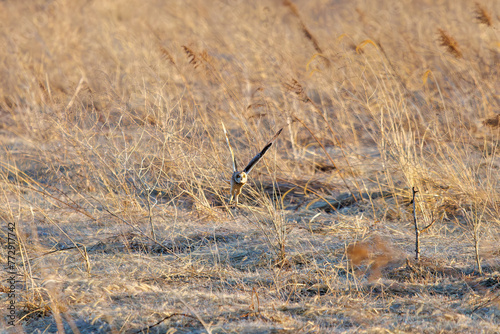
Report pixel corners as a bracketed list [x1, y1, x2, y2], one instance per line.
[0, 0, 500, 333]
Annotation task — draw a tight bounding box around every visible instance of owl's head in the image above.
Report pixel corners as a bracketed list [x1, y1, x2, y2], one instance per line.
[234, 172, 247, 184]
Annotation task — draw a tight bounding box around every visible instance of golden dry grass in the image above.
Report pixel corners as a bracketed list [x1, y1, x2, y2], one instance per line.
[0, 0, 500, 333]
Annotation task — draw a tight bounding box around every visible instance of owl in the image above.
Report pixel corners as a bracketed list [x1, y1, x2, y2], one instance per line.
[222, 123, 282, 207]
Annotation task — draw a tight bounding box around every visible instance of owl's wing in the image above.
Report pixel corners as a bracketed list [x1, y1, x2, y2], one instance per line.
[222, 122, 237, 172]
[243, 128, 283, 174]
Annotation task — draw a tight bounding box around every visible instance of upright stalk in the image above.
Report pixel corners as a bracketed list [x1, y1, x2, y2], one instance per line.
[412, 187, 420, 261]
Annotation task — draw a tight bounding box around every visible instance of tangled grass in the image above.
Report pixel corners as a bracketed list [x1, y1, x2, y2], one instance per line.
[0, 0, 499, 332]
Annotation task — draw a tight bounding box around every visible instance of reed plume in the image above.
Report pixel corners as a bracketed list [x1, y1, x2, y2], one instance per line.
[182, 45, 201, 68]
[474, 3, 493, 26]
[159, 46, 176, 65]
[438, 29, 463, 59]
[283, 78, 309, 103]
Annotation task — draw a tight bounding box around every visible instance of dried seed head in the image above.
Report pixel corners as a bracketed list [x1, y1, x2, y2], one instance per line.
[438, 29, 463, 59]
[159, 46, 175, 65]
[182, 46, 201, 68]
[475, 3, 493, 27]
[283, 79, 309, 102]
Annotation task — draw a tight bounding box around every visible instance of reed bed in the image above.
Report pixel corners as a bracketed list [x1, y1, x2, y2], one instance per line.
[0, 0, 499, 332]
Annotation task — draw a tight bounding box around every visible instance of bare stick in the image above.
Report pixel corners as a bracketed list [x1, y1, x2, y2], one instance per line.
[412, 187, 420, 261]
[133, 313, 197, 333]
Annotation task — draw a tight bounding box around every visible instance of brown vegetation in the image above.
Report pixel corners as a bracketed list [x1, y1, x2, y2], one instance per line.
[0, 0, 499, 333]
[438, 28, 463, 58]
[475, 2, 494, 26]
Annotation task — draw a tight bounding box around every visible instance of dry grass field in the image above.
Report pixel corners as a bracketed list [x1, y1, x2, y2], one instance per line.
[1, 0, 500, 332]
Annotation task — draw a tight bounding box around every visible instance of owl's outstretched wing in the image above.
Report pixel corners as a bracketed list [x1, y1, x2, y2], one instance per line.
[243, 128, 283, 174]
[222, 122, 237, 172]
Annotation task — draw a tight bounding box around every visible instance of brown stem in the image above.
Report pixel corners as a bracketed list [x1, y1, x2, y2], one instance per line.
[412, 187, 420, 261]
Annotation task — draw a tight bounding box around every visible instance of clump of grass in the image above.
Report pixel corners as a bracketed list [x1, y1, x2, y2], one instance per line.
[283, 78, 361, 200]
[474, 3, 493, 27]
[3, 0, 500, 332]
[438, 28, 463, 58]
